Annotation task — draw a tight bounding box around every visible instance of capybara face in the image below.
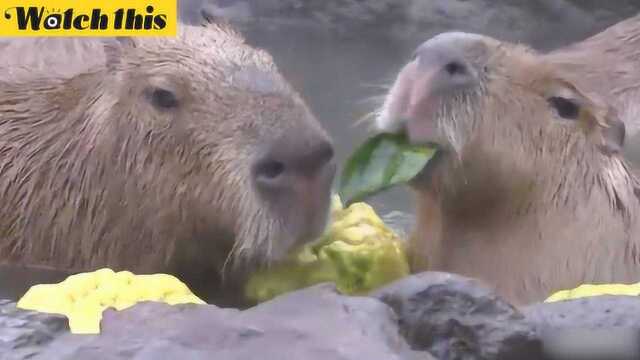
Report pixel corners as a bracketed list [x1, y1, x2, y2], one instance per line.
[103, 26, 337, 266]
[0, 23, 335, 278]
[376, 32, 625, 189]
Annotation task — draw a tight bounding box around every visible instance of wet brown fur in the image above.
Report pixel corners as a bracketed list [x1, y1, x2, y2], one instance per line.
[0, 21, 330, 305]
[380, 32, 640, 305]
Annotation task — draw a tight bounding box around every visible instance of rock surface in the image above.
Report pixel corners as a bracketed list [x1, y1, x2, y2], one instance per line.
[372, 272, 543, 360]
[373, 273, 640, 360]
[1, 284, 434, 360]
[5, 272, 640, 359]
[524, 296, 640, 360]
[524, 295, 640, 330]
[0, 300, 69, 360]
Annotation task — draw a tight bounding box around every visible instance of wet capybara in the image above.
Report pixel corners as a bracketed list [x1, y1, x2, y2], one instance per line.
[375, 31, 640, 305]
[0, 21, 336, 306]
[542, 14, 640, 165]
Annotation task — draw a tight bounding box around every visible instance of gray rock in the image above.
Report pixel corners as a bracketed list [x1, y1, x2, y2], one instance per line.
[0, 300, 69, 360]
[524, 295, 640, 329]
[372, 273, 640, 360]
[524, 296, 640, 360]
[6, 272, 640, 360]
[17, 284, 434, 360]
[372, 272, 543, 360]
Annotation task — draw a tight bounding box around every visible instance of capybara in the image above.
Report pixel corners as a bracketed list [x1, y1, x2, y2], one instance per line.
[375, 31, 640, 305]
[542, 14, 640, 165]
[0, 21, 336, 306]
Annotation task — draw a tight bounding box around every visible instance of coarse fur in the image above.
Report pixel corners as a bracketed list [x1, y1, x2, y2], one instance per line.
[376, 31, 640, 305]
[0, 21, 333, 305]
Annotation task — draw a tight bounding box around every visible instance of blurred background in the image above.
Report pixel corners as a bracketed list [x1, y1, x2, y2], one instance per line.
[179, 0, 640, 225]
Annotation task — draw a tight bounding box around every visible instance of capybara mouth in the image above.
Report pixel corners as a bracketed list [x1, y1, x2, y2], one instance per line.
[254, 159, 336, 263]
[288, 162, 336, 244]
[400, 125, 446, 186]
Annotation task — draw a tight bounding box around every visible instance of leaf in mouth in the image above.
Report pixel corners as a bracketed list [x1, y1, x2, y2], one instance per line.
[338, 133, 438, 206]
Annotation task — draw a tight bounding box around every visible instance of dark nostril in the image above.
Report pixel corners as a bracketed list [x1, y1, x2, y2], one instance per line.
[444, 61, 466, 76]
[291, 140, 334, 176]
[253, 139, 334, 191]
[255, 159, 285, 180]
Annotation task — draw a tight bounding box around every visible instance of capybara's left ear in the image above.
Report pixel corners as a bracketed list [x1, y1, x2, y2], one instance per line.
[103, 37, 136, 72]
[537, 75, 625, 155]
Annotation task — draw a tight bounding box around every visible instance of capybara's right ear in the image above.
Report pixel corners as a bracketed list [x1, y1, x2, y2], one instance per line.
[562, 82, 626, 155]
[103, 37, 136, 71]
[585, 104, 626, 156]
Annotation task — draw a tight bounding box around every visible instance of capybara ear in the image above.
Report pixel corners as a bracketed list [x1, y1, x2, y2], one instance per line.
[103, 37, 137, 71]
[199, 5, 242, 36]
[594, 108, 626, 155]
[200, 6, 231, 27]
[536, 75, 625, 155]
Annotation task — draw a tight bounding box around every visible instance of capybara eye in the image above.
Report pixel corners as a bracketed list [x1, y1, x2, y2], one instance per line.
[547, 96, 580, 120]
[149, 87, 179, 109]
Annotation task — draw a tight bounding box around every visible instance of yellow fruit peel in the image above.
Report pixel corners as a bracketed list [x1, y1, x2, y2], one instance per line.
[545, 282, 640, 303]
[245, 195, 410, 303]
[16, 268, 205, 334]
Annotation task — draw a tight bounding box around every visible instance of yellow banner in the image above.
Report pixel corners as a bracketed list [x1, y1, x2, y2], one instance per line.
[0, 0, 177, 36]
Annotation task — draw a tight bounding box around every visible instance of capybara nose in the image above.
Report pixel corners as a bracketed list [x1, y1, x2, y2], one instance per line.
[391, 41, 481, 146]
[252, 130, 335, 192]
[411, 40, 478, 95]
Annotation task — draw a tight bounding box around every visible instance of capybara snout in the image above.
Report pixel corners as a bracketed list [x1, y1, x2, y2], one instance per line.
[378, 32, 493, 147]
[253, 125, 335, 184]
[252, 122, 335, 259]
[411, 33, 486, 94]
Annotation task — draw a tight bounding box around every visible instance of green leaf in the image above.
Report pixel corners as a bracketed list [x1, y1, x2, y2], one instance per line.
[338, 133, 437, 206]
